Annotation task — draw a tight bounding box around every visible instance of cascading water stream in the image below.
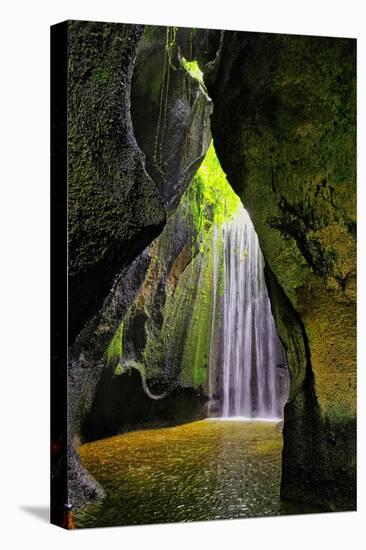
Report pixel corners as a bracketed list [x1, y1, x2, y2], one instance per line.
[211, 204, 286, 420]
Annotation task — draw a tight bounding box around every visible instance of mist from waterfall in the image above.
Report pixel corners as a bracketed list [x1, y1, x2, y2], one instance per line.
[209, 204, 287, 420]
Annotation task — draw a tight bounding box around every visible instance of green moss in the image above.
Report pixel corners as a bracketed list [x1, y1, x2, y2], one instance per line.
[181, 58, 205, 87]
[67, 21, 165, 289]
[143, 337, 166, 379]
[114, 363, 124, 376]
[185, 141, 241, 252]
[154, 141, 242, 391]
[124, 139, 240, 393]
[179, 246, 214, 390]
[90, 66, 109, 83]
[208, 33, 356, 509]
[105, 321, 124, 367]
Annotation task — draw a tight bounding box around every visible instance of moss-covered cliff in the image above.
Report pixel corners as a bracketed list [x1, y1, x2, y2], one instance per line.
[66, 22, 216, 505]
[82, 143, 239, 439]
[206, 31, 356, 510]
[67, 21, 166, 342]
[131, 26, 214, 212]
[64, 23, 356, 514]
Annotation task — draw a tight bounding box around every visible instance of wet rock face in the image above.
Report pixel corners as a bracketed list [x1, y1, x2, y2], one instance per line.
[131, 26, 214, 212]
[68, 249, 152, 505]
[80, 185, 213, 444]
[66, 24, 356, 513]
[67, 21, 165, 342]
[67, 23, 215, 506]
[122, 207, 193, 390]
[207, 32, 356, 510]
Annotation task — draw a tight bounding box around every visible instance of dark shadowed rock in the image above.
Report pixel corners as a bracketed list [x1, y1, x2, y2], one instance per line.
[131, 26, 213, 212]
[67, 21, 166, 343]
[207, 31, 356, 511]
[66, 23, 215, 507]
[65, 24, 356, 514]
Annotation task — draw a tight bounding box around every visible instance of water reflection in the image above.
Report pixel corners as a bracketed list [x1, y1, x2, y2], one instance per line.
[75, 419, 316, 528]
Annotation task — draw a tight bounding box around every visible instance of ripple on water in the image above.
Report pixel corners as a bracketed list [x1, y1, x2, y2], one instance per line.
[74, 419, 315, 528]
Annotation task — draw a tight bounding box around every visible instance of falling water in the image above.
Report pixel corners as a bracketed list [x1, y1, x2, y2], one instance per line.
[215, 204, 286, 419]
[209, 224, 219, 403]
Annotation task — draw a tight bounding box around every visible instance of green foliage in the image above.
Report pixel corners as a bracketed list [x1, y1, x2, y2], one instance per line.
[114, 363, 124, 376]
[198, 142, 241, 225]
[103, 142, 240, 393]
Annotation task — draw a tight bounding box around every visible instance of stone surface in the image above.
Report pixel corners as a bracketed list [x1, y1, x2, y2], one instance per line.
[65, 24, 356, 513]
[207, 31, 356, 510]
[67, 21, 165, 342]
[131, 26, 213, 213]
[81, 175, 215, 443]
[66, 23, 214, 506]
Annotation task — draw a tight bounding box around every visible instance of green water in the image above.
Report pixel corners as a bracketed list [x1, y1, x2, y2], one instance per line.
[75, 419, 314, 528]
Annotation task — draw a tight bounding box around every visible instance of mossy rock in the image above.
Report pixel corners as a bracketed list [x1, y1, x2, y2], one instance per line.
[67, 21, 165, 341]
[208, 31, 356, 510]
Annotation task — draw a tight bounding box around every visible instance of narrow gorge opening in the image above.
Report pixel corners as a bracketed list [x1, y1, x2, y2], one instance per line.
[104, 140, 290, 424]
[74, 37, 294, 525]
[168, 140, 291, 422]
[63, 23, 356, 528]
[127, 43, 290, 423]
[77, 140, 292, 527]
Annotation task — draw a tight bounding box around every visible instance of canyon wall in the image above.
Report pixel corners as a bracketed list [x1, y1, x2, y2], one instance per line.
[64, 23, 356, 512]
[206, 31, 356, 510]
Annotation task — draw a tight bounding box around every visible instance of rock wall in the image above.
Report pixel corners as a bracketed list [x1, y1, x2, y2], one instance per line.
[131, 26, 214, 212]
[64, 23, 356, 513]
[82, 184, 212, 441]
[206, 31, 356, 510]
[67, 21, 166, 342]
[66, 23, 214, 506]
[82, 142, 240, 442]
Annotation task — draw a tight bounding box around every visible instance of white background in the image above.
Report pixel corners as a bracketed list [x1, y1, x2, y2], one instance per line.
[0, 0, 364, 548]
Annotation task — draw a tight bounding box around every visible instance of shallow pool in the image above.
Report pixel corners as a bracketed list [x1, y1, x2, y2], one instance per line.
[75, 419, 316, 528]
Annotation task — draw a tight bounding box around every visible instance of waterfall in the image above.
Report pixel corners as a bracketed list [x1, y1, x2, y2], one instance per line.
[213, 204, 285, 419]
[209, 224, 219, 402]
